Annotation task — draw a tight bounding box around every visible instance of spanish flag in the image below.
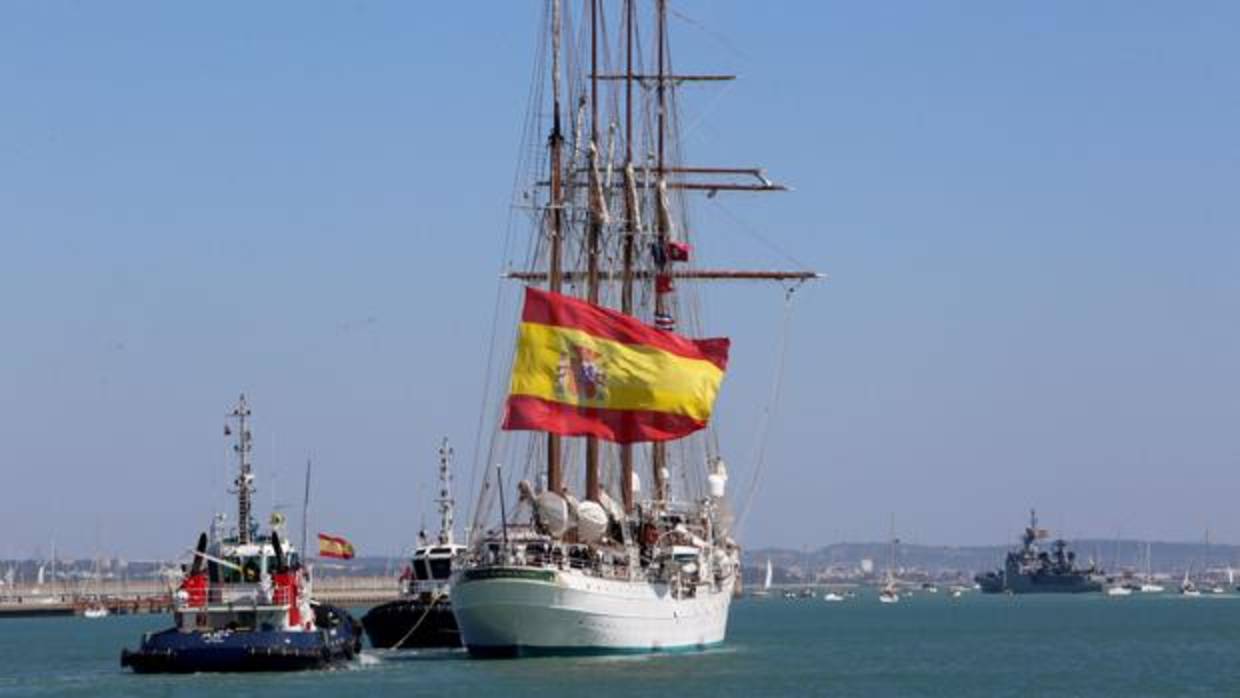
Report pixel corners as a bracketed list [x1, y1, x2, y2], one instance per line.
[317, 533, 355, 560]
[502, 287, 729, 443]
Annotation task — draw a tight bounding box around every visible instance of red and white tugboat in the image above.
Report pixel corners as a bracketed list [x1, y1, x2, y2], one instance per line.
[121, 395, 361, 673]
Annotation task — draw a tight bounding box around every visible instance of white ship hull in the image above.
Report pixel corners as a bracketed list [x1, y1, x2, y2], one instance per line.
[451, 567, 733, 657]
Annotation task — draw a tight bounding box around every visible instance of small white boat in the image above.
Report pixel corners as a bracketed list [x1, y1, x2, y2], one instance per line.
[1105, 585, 1132, 597]
[878, 588, 900, 604]
[822, 592, 845, 602]
[83, 604, 109, 619]
[1137, 544, 1163, 592]
[950, 589, 963, 599]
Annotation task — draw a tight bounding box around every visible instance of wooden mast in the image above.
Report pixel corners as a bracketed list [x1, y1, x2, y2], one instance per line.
[651, 0, 669, 506]
[584, 0, 602, 503]
[546, 0, 565, 495]
[619, 0, 636, 513]
[519, 0, 818, 512]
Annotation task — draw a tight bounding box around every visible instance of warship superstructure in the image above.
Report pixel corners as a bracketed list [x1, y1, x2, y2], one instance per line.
[975, 510, 1104, 594]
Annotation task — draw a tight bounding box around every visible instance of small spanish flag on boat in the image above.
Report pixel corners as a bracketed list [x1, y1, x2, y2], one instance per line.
[317, 533, 355, 560]
[502, 287, 729, 443]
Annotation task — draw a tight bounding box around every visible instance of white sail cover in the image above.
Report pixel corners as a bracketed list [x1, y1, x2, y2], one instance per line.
[576, 501, 608, 544]
[535, 491, 569, 537]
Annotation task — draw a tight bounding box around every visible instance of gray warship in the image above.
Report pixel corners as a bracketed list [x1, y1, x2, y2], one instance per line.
[975, 510, 1104, 593]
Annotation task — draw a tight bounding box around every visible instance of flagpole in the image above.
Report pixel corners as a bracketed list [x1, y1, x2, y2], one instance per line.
[301, 458, 311, 560]
[496, 464, 510, 546]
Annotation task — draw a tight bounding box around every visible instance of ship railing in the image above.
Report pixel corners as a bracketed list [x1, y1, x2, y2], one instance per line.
[206, 584, 267, 606]
[271, 587, 293, 606]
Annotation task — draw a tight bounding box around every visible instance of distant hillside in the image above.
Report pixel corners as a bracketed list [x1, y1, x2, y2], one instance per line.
[743, 540, 1240, 582]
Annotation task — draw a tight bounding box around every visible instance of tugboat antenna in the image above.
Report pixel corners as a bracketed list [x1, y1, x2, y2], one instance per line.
[301, 457, 312, 557]
[228, 394, 255, 545]
[437, 439, 455, 546]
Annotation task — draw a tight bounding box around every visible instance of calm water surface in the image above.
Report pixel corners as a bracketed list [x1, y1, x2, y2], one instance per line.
[3, 593, 1240, 696]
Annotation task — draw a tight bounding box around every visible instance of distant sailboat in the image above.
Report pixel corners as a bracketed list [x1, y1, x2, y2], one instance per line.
[1139, 542, 1165, 593]
[1180, 565, 1201, 597]
[1202, 529, 1225, 593]
[83, 556, 110, 619]
[752, 559, 773, 597]
[879, 515, 901, 604]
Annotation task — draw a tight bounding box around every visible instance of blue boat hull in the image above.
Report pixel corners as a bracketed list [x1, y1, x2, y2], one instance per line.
[121, 604, 361, 673]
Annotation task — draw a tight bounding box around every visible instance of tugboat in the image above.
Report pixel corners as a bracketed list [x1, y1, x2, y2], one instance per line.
[362, 439, 466, 649]
[121, 395, 361, 673]
[975, 509, 1104, 594]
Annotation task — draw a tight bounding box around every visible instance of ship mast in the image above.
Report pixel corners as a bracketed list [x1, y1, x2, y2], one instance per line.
[437, 438, 456, 545]
[619, 0, 637, 513]
[650, 0, 669, 506]
[545, 0, 566, 495]
[584, 0, 603, 504]
[516, 0, 820, 516]
[227, 394, 255, 545]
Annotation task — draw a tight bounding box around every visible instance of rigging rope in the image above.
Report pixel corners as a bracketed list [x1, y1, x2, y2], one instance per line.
[388, 591, 447, 650]
[733, 283, 802, 536]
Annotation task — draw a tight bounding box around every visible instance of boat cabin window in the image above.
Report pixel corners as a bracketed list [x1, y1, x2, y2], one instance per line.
[242, 557, 262, 582]
[413, 559, 431, 581]
[208, 557, 250, 584]
[428, 558, 452, 580]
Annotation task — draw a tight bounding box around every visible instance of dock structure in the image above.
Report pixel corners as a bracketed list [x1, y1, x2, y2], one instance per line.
[0, 576, 400, 619]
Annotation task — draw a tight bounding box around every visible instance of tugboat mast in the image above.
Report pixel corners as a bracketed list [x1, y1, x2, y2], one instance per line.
[436, 439, 455, 546]
[227, 394, 255, 545]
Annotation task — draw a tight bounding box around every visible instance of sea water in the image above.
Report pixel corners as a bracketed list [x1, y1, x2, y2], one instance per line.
[3, 592, 1240, 696]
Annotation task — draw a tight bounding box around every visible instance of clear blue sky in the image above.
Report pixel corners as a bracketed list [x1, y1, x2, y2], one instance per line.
[2, 1, 1237, 560]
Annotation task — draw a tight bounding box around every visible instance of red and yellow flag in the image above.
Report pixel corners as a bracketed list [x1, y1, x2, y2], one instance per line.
[317, 533, 355, 560]
[502, 287, 729, 443]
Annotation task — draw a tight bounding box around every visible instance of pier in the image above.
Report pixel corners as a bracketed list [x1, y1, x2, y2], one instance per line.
[0, 576, 400, 619]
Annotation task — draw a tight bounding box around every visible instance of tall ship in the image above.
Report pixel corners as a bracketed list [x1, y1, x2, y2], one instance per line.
[121, 395, 361, 673]
[451, 0, 817, 657]
[362, 439, 467, 649]
[975, 509, 1104, 594]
